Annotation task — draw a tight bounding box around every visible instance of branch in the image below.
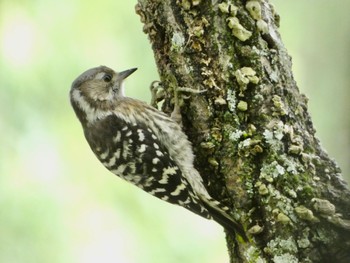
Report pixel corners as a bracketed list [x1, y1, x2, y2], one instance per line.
[136, 0, 350, 262]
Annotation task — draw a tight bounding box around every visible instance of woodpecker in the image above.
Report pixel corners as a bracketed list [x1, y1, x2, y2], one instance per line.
[70, 65, 247, 241]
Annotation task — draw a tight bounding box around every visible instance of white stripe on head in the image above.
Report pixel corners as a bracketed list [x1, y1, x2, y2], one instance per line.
[71, 89, 112, 123]
[95, 72, 106, 80]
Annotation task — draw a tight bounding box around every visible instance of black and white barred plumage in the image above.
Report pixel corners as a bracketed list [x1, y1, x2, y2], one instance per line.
[70, 66, 247, 241]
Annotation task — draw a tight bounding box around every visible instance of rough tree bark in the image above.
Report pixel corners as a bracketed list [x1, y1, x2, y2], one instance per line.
[135, 1, 350, 262]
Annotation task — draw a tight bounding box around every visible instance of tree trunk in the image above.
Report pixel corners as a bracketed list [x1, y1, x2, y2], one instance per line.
[135, 0, 350, 262]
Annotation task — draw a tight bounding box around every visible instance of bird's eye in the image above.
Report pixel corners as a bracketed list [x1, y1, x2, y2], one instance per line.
[103, 74, 112, 82]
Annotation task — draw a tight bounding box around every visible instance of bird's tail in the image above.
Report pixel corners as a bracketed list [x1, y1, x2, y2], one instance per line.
[199, 195, 248, 242]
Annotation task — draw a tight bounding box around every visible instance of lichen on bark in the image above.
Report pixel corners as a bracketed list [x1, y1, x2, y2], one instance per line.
[135, 0, 350, 262]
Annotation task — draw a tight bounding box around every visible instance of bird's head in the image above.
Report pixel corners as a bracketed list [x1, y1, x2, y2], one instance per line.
[70, 66, 137, 124]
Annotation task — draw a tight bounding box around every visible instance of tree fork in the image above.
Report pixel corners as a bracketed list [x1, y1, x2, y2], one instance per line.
[135, 1, 350, 262]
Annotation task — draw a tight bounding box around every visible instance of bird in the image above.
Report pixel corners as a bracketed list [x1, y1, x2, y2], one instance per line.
[69, 65, 248, 241]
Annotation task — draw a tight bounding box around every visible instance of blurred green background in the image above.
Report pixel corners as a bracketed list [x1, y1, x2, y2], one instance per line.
[0, 1, 349, 262]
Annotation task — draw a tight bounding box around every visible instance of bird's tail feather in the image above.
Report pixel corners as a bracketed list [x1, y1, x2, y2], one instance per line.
[199, 196, 248, 242]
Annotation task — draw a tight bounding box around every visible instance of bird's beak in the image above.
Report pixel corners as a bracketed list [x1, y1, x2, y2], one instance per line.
[118, 68, 137, 80]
